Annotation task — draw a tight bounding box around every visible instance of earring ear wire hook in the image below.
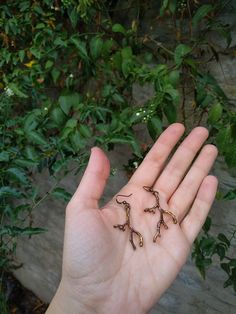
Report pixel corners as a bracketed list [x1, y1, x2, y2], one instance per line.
[116, 193, 133, 204]
[143, 186, 153, 192]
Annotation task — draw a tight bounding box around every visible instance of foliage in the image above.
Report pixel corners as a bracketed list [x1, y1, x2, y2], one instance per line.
[0, 0, 236, 306]
[192, 217, 236, 291]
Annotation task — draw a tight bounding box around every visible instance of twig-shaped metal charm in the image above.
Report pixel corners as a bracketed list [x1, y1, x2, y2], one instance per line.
[114, 194, 144, 250]
[143, 186, 178, 242]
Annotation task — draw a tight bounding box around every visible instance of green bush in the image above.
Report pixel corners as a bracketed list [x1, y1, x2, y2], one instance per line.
[1, 0, 236, 305]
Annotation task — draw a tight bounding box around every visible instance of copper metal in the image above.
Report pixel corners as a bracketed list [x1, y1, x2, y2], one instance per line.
[113, 193, 144, 250]
[143, 186, 178, 242]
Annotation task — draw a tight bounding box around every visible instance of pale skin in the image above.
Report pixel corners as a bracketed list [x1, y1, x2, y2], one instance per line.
[46, 123, 218, 314]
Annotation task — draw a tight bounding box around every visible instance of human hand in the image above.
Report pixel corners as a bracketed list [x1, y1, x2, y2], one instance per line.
[47, 124, 218, 314]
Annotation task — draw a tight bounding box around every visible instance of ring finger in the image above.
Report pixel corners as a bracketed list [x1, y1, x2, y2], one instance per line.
[153, 127, 209, 199]
[168, 144, 218, 223]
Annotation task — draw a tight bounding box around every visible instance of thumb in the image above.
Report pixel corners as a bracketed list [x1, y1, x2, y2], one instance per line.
[69, 147, 110, 209]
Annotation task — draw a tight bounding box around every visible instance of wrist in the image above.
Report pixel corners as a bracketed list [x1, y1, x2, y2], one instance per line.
[46, 279, 147, 314]
[46, 281, 90, 314]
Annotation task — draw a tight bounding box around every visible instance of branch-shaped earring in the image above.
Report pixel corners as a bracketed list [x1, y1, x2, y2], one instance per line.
[113, 194, 144, 250]
[143, 186, 178, 242]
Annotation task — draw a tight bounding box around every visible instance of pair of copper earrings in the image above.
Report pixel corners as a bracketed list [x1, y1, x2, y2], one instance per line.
[113, 186, 178, 250]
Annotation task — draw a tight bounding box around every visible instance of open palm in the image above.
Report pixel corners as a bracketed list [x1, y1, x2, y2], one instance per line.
[50, 124, 218, 314]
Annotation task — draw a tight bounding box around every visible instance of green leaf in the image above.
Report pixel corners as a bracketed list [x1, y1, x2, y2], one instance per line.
[218, 233, 230, 247]
[174, 44, 192, 66]
[45, 60, 54, 69]
[216, 127, 236, 167]
[52, 159, 67, 174]
[195, 256, 212, 279]
[0, 187, 22, 199]
[60, 127, 73, 140]
[25, 146, 38, 161]
[14, 159, 38, 168]
[102, 84, 114, 98]
[79, 124, 92, 138]
[201, 237, 216, 251]
[112, 23, 126, 34]
[6, 167, 29, 185]
[121, 47, 133, 59]
[197, 265, 206, 279]
[24, 113, 39, 132]
[51, 107, 67, 126]
[60, 118, 78, 140]
[160, 0, 169, 16]
[70, 38, 89, 61]
[203, 216, 211, 233]
[130, 140, 142, 158]
[202, 258, 212, 267]
[225, 146, 236, 168]
[229, 259, 236, 267]
[0, 151, 10, 162]
[8, 83, 28, 98]
[112, 93, 125, 104]
[216, 127, 231, 152]
[70, 130, 86, 151]
[122, 60, 132, 78]
[113, 51, 122, 70]
[223, 189, 236, 200]
[223, 278, 233, 288]
[221, 263, 230, 275]
[144, 52, 153, 63]
[147, 116, 163, 140]
[185, 58, 197, 70]
[163, 103, 177, 123]
[27, 131, 48, 146]
[59, 93, 82, 115]
[18, 50, 25, 62]
[51, 68, 60, 83]
[54, 37, 67, 47]
[33, 5, 44, 15]
[35, 23, 45, 29]
[202, 74, 227, 100]
[231, 123, 236, 140]
[195, 85, 207, 106]
[29, 47, 41, 59]
[169, 70, 180, 87]
[90, 37, 103, 60]
[165, 88, 180, 105]
[169, 0, 177, 14]
[51, 187, 72, 202]
[216, 243, 226, 260]
[208, 103, 223, 123]
[96, 124, 109, 134]
[109, 136, 132, 145]
[192, 4, 213, 27]
[19, 1, 30, 11]
[68, 7, 79, 28]
[65, 118, 77, 129]
[102, 39, 115, 56]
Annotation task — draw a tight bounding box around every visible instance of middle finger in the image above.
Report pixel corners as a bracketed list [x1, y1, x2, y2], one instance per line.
[154, 127, 209, 199]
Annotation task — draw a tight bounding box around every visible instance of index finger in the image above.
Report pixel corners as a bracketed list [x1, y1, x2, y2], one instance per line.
[129, 123, 185, 187]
